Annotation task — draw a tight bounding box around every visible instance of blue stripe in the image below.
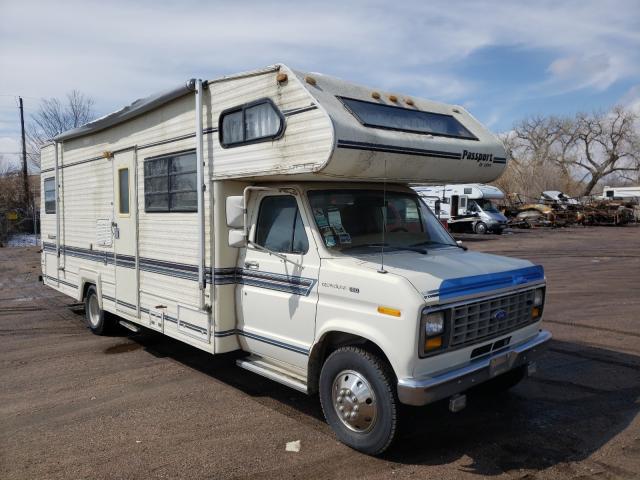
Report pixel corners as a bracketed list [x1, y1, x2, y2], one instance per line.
[213, 329, 309, 355]
[44, 242, 313, 295]
[436, 265, 544, 300]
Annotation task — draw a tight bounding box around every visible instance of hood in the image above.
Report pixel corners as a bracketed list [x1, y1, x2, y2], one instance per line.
[482, 210, 508, 223]
[330, 248, 543, 302]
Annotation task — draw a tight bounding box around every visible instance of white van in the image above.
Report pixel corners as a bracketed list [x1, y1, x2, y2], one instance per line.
[415, 184, 508, 234]
[40, 64, 549, 454]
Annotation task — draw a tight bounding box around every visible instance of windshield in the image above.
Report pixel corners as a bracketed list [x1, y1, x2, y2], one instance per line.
[472, 199, 499, 213]
[307, 189, 457, 254]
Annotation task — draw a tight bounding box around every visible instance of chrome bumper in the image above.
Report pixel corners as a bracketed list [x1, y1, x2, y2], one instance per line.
[397, 330, 552, 406]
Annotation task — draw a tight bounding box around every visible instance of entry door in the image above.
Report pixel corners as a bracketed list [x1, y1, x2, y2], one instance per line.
[451, 195, 459, 216]
[238, 193, 320, 369]
[113, 151, 138, 315]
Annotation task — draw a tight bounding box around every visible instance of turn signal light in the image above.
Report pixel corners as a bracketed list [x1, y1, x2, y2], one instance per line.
[425, 336, 443, 350]
[532, 307, 541, 319]
[377, 306, 401, 317]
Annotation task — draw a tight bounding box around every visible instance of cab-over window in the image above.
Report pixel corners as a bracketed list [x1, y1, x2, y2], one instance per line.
[219, 98, 285, 148]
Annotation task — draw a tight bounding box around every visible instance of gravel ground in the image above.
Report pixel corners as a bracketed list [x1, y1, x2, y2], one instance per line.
[1, 225, 639, 479]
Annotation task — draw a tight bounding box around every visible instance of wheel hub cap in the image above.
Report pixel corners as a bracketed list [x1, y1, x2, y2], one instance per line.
[88, 295, 100, 327]
[331, 370, 377, 433]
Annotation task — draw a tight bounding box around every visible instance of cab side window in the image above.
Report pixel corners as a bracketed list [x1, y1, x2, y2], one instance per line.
[255, 196, 309, 254]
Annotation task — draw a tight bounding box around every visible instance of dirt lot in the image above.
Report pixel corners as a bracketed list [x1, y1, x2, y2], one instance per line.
[1, 226, 640, 479]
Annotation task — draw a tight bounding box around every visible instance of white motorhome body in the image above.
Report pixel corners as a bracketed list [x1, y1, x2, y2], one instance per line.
[41, 64, 549, 455]
[415, 184, 508, 234]
[602, 186, 640, 200]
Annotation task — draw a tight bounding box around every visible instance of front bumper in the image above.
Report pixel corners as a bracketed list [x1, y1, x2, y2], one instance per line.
[397, 330, 551, 406]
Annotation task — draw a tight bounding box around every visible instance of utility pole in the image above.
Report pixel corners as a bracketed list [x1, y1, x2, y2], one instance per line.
[19, 97, 30, 209]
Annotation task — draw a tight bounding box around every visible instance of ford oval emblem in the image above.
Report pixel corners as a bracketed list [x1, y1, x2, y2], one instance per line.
[493, 309, 507, 321]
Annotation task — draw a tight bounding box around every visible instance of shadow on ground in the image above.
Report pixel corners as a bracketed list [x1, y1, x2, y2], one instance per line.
[96, 322, 640, 477]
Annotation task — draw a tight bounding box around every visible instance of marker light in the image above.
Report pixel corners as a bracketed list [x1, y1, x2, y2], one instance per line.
[371, 91, 381, 99]
[425, 336, 443, 350]
[388, 94, 398, 102]
[378, 306, 401, 317]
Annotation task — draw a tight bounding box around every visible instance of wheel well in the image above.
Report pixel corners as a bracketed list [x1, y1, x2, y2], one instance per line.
[307, 331, 393, 395]
[81, 282, 95, 301]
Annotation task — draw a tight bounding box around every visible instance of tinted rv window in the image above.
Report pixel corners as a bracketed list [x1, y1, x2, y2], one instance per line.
[338, 97, 477, 140]
[255, 196, 308, 254]
[219, 98, 284, 148]
[118, 168, 129, 214]
[44, 177, 56, 214]
[144, 151, 197, 212]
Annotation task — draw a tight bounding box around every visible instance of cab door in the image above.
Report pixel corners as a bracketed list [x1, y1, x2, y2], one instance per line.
[112, 151, 138, 316]
[237, 192, 319, 369]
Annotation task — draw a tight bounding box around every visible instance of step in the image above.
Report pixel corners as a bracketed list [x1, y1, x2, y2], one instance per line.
[236, 355, 308, 394]
[118, 320, 142, 333]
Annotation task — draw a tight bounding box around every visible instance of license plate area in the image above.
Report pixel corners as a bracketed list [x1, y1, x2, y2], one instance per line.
[489, 351, 518, 377]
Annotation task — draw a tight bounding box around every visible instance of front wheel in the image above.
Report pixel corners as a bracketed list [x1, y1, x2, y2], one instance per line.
[319, 346, 398, 455]
[474, 221, 488, 234]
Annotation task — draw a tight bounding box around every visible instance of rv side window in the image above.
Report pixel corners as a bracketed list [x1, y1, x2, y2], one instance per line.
[337, 97, 477, 140]
[44, 177, 56, 214]
[464, 188, 472, 194]
[219, 98, 284, 148]
[255, 196, 308, 254]
[118, 168, 130, 215]
[144, 152, 197, 212]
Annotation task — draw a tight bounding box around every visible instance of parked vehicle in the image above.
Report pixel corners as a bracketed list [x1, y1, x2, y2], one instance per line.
[415, 184, 508, 234]
[601, 186, 640, 201]
[40, 64, 550, 455]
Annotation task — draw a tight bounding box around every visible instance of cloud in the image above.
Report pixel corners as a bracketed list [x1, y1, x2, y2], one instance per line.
[1, 0, 639, 143]
[0, 136, 21, 171]
[619, 85, 640, 114]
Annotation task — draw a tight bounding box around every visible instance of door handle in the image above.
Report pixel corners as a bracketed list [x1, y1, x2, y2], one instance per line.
[244, 260, 259, 270]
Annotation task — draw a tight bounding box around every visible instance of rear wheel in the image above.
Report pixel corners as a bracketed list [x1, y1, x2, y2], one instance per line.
[474, 221, 488, 234]
[319, 346, 398, 455]
[84, 285, 113, 335]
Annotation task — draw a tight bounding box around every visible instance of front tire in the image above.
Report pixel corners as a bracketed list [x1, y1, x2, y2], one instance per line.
[319, 346, 398, 455]
[84, 285, 113, 335]
[474, 221, 488, 234]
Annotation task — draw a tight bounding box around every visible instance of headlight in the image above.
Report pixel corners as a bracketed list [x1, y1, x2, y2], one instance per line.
[533, 288, 544, 307]
[423, 311, 444, 336]
[421, 310, 445, 355]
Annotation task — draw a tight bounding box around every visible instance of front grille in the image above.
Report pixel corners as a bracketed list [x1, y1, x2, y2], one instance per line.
[450, 290, 536, 348]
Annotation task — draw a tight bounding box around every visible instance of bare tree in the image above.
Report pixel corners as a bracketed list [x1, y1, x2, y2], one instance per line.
[561, 107, 640, 196]
[496, 120, 582, 201]
[497, 106, 640, 199]
[27, 90, 95, 168]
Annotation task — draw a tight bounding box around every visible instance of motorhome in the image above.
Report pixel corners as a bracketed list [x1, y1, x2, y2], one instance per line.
[40, 64, 549, 455]
[602, 186, 640, 201]
[415, 184, 508, 234]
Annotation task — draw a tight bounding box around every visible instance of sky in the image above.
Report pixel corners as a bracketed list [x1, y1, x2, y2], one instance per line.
[1, 0, 640, 170]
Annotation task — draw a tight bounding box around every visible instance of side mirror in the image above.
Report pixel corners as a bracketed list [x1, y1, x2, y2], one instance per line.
[228, 229, 247, 248]
[434, 200, 441, 216]
[226, 196, 244, 229]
